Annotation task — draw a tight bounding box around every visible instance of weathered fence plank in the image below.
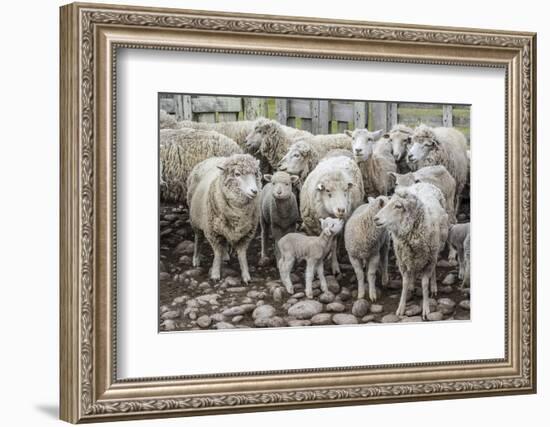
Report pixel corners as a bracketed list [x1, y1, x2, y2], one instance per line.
[353, 102, 367, 130]
[442, 105, 453, 127]
[388, 103, 398, 129]
[318, 100, 330, 134]
[191, 96, 242, 113]
[331, 102, 353, 122]
[244, 98, 266, 120]
[371, 103, 389, 131]
[182, 95, 192, 121]
[197, 113, 216, 123]
[288, 99, 312, 119]
[276, 99, 288, 126]
[218, 112, 238, 122]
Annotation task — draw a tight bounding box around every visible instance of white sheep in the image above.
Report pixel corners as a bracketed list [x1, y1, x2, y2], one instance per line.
[159, 109, 178, 129]
[160, 128, 242, 203]
[259, 171, 300, 264]
[175, 119, 256, 152]
[346, 128, 398, 198]
[384, 124, 414, 173]
[390, 165, 457, 224]
[299, 155, 364, 275]
[406, 124, 469, 214]
[374, 182, 449, 319]
[187, 154, 261, 283]
[344, 196, 390, 302]
[277, 217, 344, 298]
[278, 138, 352, 183]
[447, 222, 471, 286]
[245, 118, 346, 173]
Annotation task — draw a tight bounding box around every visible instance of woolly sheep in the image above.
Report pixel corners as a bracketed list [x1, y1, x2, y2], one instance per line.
[344, 196, 390, 302]
[259, 171, 300, 264]
[374, 182, 449, 319]
[390, 165, 457, 224]
[175, 119, 256, 152]
[299, 155, 364, 275]
[406, 124, 469, 213]
[346, 128, 397, 198]
[160, 128, 243, 203]
[159, 109, 178, 129]
[244, 118, 344, 173]
[447, 222, 471, 286]
[384, 124, 414, 173]
[187, 154, 261, 283]
[278, 217, 344, 298]
[278, 137, 352, 183]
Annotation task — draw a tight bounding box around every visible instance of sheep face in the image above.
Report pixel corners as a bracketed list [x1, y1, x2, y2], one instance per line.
[264, 171, 298, 200]
[389, 171, 417, 188]
[278, 142, 311, 176]
[408, 125, 438, 164]
[387, 131, 412, 162]
[320, 217, 344, 236]
[374, 193, 414, 232]
[245, 119, 276, 152]
[346, 129, 384, 162]
[219, 155, 261, 202]
[316, 178, 354, 219]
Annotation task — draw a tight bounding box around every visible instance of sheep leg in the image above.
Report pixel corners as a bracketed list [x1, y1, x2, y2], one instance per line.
[317, 260, 328, 293]
[367, 254, 381, 302]
[210, 245, 223, 282]
[235, 245, 251, 284]
[330, 239, 341, 276]
[430, 267, 438, 297]
[421, 273, 431, 320]
[192, 231, 203, 268]
[271, 226, 284, 264]
[380, 239, 390, 288]
[278, 255, 295, 294]
[457, 244, 465, 281]
[350, 256, 365, 299]
[305, 260, 315, 299]
[260, 216, 269, 261]
[395, 272, 411, 317]
[448, 245, 457, 263]
[462, 258, 470, 289]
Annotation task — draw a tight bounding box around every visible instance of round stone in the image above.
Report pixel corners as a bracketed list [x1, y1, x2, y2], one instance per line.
[427, 311, 444, 321]
[319, 291, 335, 304]
[437, 298, 456, 315]
[361, 314, 376, 323]
[161, 310, 180, 320]
[196, 315, 211, 328]
[311, 313, 333, 326]
[332, 314, 359, 325]
[287, 319, 311, 327]
[405, 304, 422, 317]
[459, 300, 471, 310]
[381, 313, 401, 323]
[370, 304, 384, 314]
[214, 322, 235, 329]
[326, 302, 346, 313]
[442, 273, 457, 285]
[352, 299, 370, 317]
[252, 304, 276, 320]
[287, 300, 323, 319]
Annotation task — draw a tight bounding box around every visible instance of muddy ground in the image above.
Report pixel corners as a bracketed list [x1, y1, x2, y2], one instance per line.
[159, 202, 471, 332]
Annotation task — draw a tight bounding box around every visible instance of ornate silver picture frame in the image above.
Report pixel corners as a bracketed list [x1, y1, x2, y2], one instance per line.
[60, 2, 536, 423]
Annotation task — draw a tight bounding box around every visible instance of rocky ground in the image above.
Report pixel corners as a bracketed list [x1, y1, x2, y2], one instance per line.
[159, 203, 471, 332]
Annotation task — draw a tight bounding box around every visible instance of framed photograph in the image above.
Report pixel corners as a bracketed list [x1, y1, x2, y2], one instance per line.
[60, 2, 537, 423]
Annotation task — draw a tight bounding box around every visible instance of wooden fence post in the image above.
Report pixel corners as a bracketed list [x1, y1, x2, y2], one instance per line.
[318, 100, 330, 134]
[442, 105, 453, 127]
[173, 94, 184, 121]
[244, 98, 266, 120]
[388, 103, 398, 129]
[353, 102, 367, 130]
[371, 102, 389, 131]
[182, 95, 192, 121]
[276, 99, 288, 126]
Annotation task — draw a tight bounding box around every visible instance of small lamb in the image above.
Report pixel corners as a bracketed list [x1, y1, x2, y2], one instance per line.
[260, 171, 300, 264]
[447, 222, 471, 286]
[277, 218, 344, 298]
[344, 196, 390, 302]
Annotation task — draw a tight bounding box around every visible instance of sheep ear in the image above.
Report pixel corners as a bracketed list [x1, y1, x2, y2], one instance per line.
[347, 182, 354, 189]
[372, 129, 384, 140]
[317, 183, 325, 191]
[290, 175, 299, 184]
[431, 138, 440, 146]
[217, 166, 225, 172]
[319, 218, 326, 228]
[388, 172, 398, 183]
[263, 174, 273, 183]
[344, 130, 353, 137]
[367, 196, 375, 204]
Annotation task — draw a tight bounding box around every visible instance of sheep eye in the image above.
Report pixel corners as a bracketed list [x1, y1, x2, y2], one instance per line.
[293, 153, 300, 158]
[235, 171, 241, 177]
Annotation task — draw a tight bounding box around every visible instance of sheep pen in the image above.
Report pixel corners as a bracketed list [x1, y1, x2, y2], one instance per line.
[159, 96, 471, 332]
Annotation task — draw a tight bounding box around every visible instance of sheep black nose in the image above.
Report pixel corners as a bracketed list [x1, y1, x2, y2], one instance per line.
[251, 189, 258, 195]
[355, 149, 362, 154]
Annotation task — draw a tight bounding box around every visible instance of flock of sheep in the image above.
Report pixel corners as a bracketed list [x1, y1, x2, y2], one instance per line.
[160, 108, 471, 321]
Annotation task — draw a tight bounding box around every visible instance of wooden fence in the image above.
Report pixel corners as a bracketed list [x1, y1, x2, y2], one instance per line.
[160, 94, 470, 138]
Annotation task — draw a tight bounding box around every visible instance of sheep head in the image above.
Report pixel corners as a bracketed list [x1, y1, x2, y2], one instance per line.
[245, 118, 281, 157]
[408, 124, 440, 164]
[346, 128, 384, 162]
[217, 154, 261, 203]
[264, 171, 298, 200]
[315, 171, 355, 219]
[374, 189, 418, 233]
[278, 141, 319, 180]
[320, 217, 344, 237]
[386, 124, 413, 162]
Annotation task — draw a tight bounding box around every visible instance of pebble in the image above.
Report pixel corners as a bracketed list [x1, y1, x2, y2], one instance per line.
[184, 268, 202, 279]
[326, 302, 346, 313]
[287, 298, 298, 305]
[352, 299, 370, 317]
[287, 319, 311, 327]
[439, 285, 454, 294]
[239, 304, 257, 314]
[381, 313, 401, 323]
[293, 292, 305, 299]
[222, 306, 245, 317]
[326, 276, 340, 294]
[405, 304, 422, 317]
[164, 213, 178, 222]
[161, 310, 180, 320]
[437, 259, 451, 268]
[159, 272, 171, 282]
[196, 315, 211, 328]
[160, 228, 173, 237]
[437, 298, 456, 315]
[214, 322, 235, 329]
[188, 311, 197, 320]
[224, 276, 241, 287]
[311, 313, 333, 325]
[319, 291, 335, 304]
[160, 305, 169, 314]
[173, 296, 187, 304]
[179, 255, 192, 265]
[232, 315, 244, 323]
[287, 300, 323, 319]
[427, 311, 444, 321]
[162, 319, 176, 331]
[252, 304, 276, 320]
[401, 316, 423, 323]
[459, 300, 471, 310]
[332, 314, 359, 325]
[175, 240, 194, 255]
[272, 287, 285, 303]
[339, 288, 352, 302]
[227, 287, 248, 293]
[159, 261, 166, 272]
[210, 313, 226, 322]
[255, 316, 286, 328]
[361, 314, 376, 323]
[290, 273, 301, 283]
[442, 273, 457, 285]
[387, 280, 402, 290]
[370, 304, 384, 314]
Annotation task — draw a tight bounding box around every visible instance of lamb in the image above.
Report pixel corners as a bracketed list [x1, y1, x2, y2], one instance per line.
[344, 196, 390, 302]
[187, 154, 261, 283]
[384, 124, 414, 173]
[300, 155, 364, 275]
[278, 138, 352, 183]
[346, 128, 397, 198]
[245, 118, 346, 173]
[447, 222, 471, 286]
[277, 217, 344, 298]
[159, 109, 178, 129]
[406, 124, 469, 213]
[374, 182, 449, 319]
[390, 165, 457, 224]
[259, 171, 300, 264]
[159, 128, 242, 203]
